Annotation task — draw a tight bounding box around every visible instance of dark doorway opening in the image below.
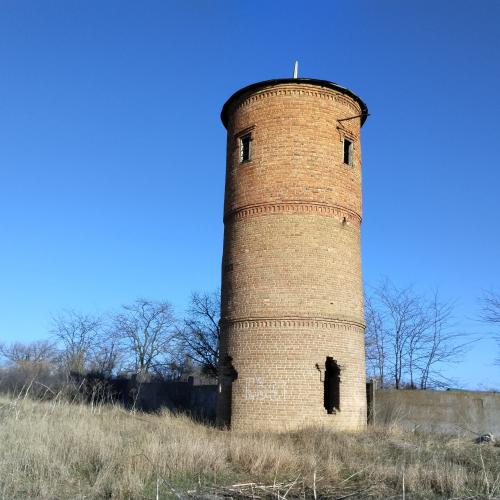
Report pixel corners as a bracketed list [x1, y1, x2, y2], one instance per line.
[218, 356, 238, 427]
[324, 357, 341, 414]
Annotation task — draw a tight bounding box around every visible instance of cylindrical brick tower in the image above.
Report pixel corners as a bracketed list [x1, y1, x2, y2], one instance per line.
[217, 77, 369, 431]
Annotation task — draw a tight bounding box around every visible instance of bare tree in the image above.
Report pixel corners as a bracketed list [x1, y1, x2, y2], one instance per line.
[417, 291, 475, 389]
[112, 298, 176, 377]
[0, 339, 57, 366]
[364, 294, 387, 387]
[365, 280, 474, 389]
[176, 290, 220, 377]
[376, 281, 430, 389]
[480, 290, 500, 324]
[0, 339, 61, 397]
[480, 290, 500, 364]
[87, 334, 123, 377]
[50, 311, 101, 373]
[152, 354, 196, 381]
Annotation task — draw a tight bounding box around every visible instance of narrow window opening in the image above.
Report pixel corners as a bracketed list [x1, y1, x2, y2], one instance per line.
[240, 133, 252, 163]
[218, 356, 238, 427]
[343, 138, 353, 166]
[324, 357, 341, 414]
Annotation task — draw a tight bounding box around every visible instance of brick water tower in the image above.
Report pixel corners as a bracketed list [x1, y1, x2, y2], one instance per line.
[217, 74, 369, 431]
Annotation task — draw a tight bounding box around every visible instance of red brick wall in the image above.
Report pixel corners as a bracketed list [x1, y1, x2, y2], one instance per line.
[217, 81, 367, 431]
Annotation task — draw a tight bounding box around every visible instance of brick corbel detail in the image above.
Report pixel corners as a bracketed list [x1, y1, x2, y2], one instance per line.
[234, 87, 362, 117]
[220, 316, 366, 332]
[224, 202, 362, 225]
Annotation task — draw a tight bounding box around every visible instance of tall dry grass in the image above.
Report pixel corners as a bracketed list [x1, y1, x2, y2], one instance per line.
[0, 394, 498, 499]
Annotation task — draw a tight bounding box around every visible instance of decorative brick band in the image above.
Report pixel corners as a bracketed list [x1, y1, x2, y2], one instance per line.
[224, 202, 362, 225]
[221, 316, 365, 332]
[236, 86, 361, 116]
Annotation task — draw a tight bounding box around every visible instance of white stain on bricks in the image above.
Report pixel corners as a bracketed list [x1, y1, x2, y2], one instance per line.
[244, 378, 287, 401]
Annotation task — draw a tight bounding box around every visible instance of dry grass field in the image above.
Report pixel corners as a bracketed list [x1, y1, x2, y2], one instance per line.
[0, 394, 498, 499]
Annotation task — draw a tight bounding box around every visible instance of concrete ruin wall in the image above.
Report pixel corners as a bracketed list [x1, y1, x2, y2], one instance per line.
[374, 389, 500, 436]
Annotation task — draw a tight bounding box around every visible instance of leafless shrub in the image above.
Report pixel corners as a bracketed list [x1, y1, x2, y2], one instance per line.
[0, 340, 64, 398]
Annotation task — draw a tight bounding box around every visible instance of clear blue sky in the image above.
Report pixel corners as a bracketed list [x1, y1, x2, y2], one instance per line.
[0, 1, 498, 388]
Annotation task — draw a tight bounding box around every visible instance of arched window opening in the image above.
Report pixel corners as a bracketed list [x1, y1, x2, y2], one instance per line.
[324, 357, 341, 414]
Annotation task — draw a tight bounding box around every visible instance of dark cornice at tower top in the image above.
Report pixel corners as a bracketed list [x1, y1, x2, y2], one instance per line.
[221, 78, 369, 129]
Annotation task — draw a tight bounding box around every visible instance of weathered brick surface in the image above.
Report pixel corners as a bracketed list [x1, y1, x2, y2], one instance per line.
[217, 81, 367, 431]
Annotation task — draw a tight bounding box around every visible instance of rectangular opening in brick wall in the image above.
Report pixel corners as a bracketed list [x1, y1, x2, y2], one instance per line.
[239, 133, 252, 163]
[343, 138, 353, 165]
[324, 357, 341, 414]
